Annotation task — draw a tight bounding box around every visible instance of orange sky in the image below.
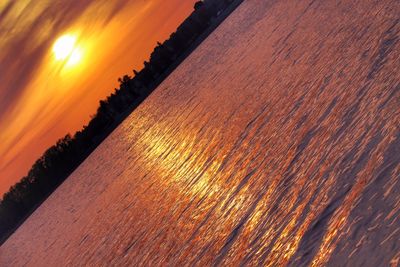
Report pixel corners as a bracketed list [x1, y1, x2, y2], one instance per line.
[0, 0, 197, 196]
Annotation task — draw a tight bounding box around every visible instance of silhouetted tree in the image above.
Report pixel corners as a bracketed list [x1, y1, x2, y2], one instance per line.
[194, 1, 204, 10]
[0, 0, 242, 245]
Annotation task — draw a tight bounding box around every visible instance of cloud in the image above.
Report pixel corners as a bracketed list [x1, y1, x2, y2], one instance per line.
[0, 0, 133, 125]
[0, 0, 198, 195]
[0, 0, 137, 194]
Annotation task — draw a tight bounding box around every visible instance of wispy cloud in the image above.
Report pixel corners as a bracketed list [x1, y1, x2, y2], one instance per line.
[0, 0, 133, 120]
[0, 0, 197, 194]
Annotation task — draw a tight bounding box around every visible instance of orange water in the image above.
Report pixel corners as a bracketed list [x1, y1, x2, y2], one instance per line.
[1, 0, 399, 266]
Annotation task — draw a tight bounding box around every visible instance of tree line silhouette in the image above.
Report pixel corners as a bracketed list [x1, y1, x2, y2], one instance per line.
[0, 0, 243, 244]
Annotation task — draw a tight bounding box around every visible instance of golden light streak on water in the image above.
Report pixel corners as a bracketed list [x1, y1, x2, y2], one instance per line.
[1, 0, 399, 266]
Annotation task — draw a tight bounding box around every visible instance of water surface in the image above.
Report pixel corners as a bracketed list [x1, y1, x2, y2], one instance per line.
[1, 0, 399, 266]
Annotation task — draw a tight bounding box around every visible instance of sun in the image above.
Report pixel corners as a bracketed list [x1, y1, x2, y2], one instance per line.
[53, 35, 76, 60]
[66, 48, 82, 66]
[52, 34, 83, 67]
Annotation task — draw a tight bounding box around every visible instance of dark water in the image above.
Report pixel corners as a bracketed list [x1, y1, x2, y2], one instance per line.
[1, 0, 399, 266]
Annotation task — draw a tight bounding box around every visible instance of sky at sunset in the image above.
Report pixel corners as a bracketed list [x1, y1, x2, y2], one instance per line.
[0, 0, 197, 195]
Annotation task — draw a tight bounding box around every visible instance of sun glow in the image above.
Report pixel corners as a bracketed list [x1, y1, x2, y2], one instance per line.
[52, 34, 83, 67]
[66, 48, 82, 66]
[53, 35, 76, 60]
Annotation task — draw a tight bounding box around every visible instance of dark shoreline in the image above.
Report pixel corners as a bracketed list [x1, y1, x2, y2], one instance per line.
[0, 0, 244, 246]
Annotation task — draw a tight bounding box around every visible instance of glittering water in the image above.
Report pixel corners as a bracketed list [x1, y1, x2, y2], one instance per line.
[1, 0, 399, 266]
